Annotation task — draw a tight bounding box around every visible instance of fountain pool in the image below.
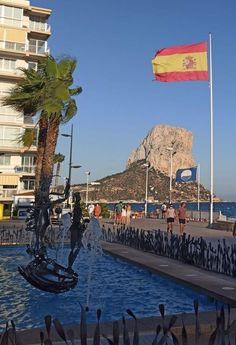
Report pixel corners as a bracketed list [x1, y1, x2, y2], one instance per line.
[0, 246, 220, 330]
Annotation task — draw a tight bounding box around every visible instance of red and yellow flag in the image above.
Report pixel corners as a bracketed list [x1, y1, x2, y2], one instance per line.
[152, 42, 208, 82]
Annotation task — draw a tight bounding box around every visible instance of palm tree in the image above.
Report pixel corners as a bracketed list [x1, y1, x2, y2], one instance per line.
[3, 55, 82, 202]
[53, 153, 65, 186]
[3, 56, 82, 247]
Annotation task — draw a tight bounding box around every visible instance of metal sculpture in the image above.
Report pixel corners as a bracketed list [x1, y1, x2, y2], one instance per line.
[67, 192, 86, 271]
[18, 183, 84, 293]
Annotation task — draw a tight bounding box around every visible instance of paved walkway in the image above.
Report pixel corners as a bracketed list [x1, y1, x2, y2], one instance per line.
[101, 218, 235, 246]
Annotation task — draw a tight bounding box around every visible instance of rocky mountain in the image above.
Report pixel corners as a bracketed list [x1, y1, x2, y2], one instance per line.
[74, 160, 211, 203]
[73, 124, 216, 203]
[127, 124, 195, 176]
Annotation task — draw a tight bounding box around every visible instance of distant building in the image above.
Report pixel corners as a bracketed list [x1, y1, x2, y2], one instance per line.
[0, 0, 51, 214]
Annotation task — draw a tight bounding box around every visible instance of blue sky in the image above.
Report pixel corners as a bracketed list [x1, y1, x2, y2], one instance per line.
[33, 0, 236, 201]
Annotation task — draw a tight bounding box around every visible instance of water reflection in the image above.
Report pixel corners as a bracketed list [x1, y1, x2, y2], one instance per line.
[0, 246, 217, 330]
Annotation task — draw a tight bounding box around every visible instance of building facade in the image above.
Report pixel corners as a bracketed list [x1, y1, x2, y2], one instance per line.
[0, 0, 51, 215]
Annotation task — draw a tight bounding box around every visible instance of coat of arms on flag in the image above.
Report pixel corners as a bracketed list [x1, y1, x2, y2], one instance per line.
[176, 167, 197, 183]
[152, 42, 208, 82]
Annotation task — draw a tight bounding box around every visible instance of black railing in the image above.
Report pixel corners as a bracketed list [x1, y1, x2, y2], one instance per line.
[102, 226, 236, 277]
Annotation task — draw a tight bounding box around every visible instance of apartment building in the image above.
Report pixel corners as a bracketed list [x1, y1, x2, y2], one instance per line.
[0, 0, 51, 214]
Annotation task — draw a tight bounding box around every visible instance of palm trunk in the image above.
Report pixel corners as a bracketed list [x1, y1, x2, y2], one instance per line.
[41, 114, 60, 196]
[54, 162, 61, 186]
[35, 113, 48, 204]
[36, 114, 60, 245]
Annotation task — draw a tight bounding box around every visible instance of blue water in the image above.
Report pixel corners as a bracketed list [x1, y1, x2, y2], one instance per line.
[108, 202, 236, 218]
[0, 246, 219, 330]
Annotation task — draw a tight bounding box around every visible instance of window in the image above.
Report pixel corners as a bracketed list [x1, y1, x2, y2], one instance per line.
[3, 185, 17, 189]
[21, 155, 36, 173]
[28, 61, 37, 70]
[28, 39, 46, 54]
[22, 178, 35, 190]
[0, 154, 11, 165]
[0, 58, 16, 70]
[0, 126, 20, 147]
[4, 41, 25, 52]
[22, 155, 36, 167]
[0, 5, 23, 27]
[30, 16, 48, 31]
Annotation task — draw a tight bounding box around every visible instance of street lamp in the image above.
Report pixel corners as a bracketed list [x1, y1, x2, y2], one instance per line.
[61, 124, 82, 206]
[143, 162, 150, 217]
[61, 124, 82, 183]
[166, 147, 176, 203]
[85, 171, 91, 206]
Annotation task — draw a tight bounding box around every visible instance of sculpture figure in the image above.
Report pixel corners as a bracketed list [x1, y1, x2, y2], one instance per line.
[67, 192, 85, 270]
[18, 182, 81, 293]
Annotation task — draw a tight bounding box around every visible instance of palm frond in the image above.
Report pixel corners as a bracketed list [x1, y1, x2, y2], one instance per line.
[69, 86, 83, 96]
[62, 99, 77, 124]
[53, 153, 65, 164]
[17, 128, 36, 148]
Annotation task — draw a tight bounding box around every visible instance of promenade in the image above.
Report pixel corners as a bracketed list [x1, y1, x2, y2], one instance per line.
[100, 218, 235, 245]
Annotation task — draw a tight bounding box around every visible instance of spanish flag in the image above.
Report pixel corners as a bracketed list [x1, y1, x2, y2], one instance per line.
[152, 42, 208, 82]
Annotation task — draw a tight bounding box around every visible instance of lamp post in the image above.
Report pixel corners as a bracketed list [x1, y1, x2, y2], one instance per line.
[61, 124, 82, 207]
[167, 147, 175, 204]
[143, 162, 150, 217]
[85, 171, 90, 206]
[61, 124, 73, 184]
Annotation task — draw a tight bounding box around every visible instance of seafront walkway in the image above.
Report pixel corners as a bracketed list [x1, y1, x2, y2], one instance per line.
[100, 218, 235, 246]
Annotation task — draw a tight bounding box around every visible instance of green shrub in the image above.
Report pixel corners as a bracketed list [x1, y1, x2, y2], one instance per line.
[100, 203, 110, 218]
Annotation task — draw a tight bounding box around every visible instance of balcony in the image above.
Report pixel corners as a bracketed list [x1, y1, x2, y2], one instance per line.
[15, 165, 35, 174]
[0, 69, 23, 80]
[0, 189, 17, 199]
[0, 40, 26, 53]
[0, 139, 19, 148]
[0, 140, 37, 152]
[0, 114, 23, 124]
[28, 43, 48, 55]
[29, 21, 51, 33]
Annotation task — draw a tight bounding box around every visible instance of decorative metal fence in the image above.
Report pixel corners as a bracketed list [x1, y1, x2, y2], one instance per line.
[102, 226, 236, 277]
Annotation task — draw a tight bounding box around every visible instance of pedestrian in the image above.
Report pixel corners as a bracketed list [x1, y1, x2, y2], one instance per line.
[126, 204, 132, 225]
[94, 203, 101, 218]
[178, 202, 187, 235]
[166, 204, 176, 233]
[155, 207, 160, 219]
[87, 203, 95, 218]
[161, 203, 167, 219]
[233, 221, 236, 237]
[114, 201, 123, 225]
[121, 204, 127, 225]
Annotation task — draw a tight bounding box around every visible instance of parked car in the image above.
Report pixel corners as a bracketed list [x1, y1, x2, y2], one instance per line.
[17, 208, 28, 220]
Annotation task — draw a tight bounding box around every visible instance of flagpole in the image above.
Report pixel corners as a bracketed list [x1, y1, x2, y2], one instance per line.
[197, 163, 200, 220]
[209, 32, 214, 225]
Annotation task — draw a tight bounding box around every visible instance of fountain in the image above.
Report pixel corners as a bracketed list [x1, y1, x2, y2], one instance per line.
[18, 189, 85, 293]
[81, 217, 103, 306]
[56, 213, 71, 264]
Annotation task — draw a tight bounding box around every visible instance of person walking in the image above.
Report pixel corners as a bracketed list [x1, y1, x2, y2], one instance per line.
[121, 205, 127, 225]
[126, 204, 132, 225]
[114, 201, 123, 225]
[87, 203, 95, 218]
[161, 203, 167, 219]
[178, 202, 187, 235]
[166, 204, 176, 233]
[94, 203, 102, 218]
[155, 207, 160, 219]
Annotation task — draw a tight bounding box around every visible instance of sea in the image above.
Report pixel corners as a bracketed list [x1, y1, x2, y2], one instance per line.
[107, 202, 236, 219]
